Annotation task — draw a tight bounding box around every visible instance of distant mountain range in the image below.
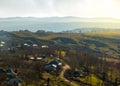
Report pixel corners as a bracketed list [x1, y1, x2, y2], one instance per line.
[0, 17, 120, 32]
[1, 17, 120, 22]
[62, 28, 120, 33]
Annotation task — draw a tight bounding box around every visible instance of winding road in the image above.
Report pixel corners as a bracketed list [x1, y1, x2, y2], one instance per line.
[60, 63, 79, 86]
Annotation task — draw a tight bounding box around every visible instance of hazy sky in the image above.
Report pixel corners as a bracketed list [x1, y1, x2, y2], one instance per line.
[0, 0, 120, 18]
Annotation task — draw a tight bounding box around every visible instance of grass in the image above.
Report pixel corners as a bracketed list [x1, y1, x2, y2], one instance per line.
[104, 57, 120, 63]
[43, 57, 54, 63]
[80, 74, 103, 86]
[42, 73, 69, 86]
[84, 31, 120, 38]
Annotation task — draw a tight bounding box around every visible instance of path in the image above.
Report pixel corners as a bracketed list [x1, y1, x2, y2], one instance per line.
[60, 62, 79, 86]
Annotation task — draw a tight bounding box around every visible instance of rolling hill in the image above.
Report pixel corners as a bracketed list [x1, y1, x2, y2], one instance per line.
[0, 30, 120, 59]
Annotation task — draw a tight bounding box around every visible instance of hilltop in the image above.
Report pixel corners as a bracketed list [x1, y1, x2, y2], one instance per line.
[0, 29, 120, 58]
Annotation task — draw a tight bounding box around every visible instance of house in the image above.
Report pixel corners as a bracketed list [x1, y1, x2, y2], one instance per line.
[29, 57, 35, 60]
[0, 44, 4, 47]
[23, 43, 30, 46]
[7, 78, 22, 86]
[36, 57, 42, 60]
[32, 44, 38, 47]
[1, 41, 5, 45]
[6, 68, 17, 76]
[41, 54, 46, 58]
[41, 45, 49, 48]
[45, 64, 57, 71]
[45, 60, 62, 72]
[0, 68, 22, 86]
[29, 56, 43, 61]
[49, 60, 62, 66]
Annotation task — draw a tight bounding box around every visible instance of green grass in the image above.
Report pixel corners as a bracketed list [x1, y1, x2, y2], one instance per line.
[80, 74, 103, 86]
[42, 73, 69, 86]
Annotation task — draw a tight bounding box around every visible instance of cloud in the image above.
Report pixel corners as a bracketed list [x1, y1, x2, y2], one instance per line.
[0, 0, 120, 18]
[0, 0, 36, 16]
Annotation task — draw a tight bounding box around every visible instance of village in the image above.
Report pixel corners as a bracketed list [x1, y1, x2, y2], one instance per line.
[0, 41, 90, 86]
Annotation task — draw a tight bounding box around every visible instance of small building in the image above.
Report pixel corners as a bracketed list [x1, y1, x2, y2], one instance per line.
[29, 56, 43, 61]
[0, 68, 22, 86]
[0, 44, 4, 47]
[36, 57, 42, 60]
[0, 41, 5, 47]
[7, 78, 22, 86]
[1, 41, 5, 45]
[45, 60, 62, 72]
[6, 68, 17, 76]
[23, 43, 30, 46]
[41, 45, 49, 48]
[45, 64, 57, 71]
[29, 57, 35, 60]
[32, 44, 38, 47]
[41, 54, 46, 58]
[49, 60, 62, 66]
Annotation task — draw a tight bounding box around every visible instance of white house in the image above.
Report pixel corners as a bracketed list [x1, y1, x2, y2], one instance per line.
[41, 45, 49, 48]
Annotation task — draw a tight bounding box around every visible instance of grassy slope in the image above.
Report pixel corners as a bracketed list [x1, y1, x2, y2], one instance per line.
[83, 31, 120, 58]
[4, 30, 120, 86]
[11, 30, 120, 58]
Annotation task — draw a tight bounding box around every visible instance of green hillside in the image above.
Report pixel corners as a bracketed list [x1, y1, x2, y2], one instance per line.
[5, 30, 119, 58]
[0, 30, 120, 86]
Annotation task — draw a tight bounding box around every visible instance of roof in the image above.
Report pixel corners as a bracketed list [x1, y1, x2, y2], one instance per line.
[7, 78, 22, 84]
[42, 45, 49, 48]
[6, 68, 16, 75]
[33, 44, 38, 47]
[36, 57, 42, 60]
[49, 60, 59, 65]
[45, 60, 62, 71]
[1, 41, 5, 44]
[41, 54, 46, 58]
[45, 64, 56, 70]
[29, 57, 35, 60]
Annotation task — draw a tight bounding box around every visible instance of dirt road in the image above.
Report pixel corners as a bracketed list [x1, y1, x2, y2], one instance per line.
[60, 63, 79, 86]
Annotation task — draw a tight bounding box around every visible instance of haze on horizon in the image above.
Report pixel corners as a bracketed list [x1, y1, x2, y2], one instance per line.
[0, 0, 120, 19]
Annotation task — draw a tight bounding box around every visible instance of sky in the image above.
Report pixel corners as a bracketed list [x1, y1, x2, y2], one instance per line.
[0, 0, 120, 18]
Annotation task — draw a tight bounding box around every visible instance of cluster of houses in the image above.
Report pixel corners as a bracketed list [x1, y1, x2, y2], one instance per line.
[0, 40, 49, 51]
[0, 41, 5, 47]
[29, 54, 47, 61]
[22, 43, 49, 49]
[28, 54, 63, 73]
[0, 68, 22, 86]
